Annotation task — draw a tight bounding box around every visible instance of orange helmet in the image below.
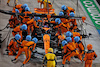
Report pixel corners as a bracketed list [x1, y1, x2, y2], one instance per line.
[87, 44, 93, 50]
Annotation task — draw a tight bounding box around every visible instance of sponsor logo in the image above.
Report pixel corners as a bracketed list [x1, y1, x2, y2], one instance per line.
[80, 0, 100, 34]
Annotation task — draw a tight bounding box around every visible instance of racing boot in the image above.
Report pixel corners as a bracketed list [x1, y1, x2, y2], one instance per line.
[66, 61, 70, 64]
[5, 49, 9, 51]
[3, 53, 8, 55]
[3, 52, 9, 55]
[21, 64, 24, 67]
[11, 58, 16, 62]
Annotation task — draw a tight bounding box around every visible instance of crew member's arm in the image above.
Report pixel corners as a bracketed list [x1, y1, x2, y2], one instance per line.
[33, 21, 39, 28]
[83, 53, 87, 61]
[54, 54, 57, 65]
[32, 43, 36, 50]
[43, 55, 47, 64]
[53, 23, 62, 29]
[79, 43, 84, 55]
[8, 39, 13, 48]
[93, 51, 97, 60]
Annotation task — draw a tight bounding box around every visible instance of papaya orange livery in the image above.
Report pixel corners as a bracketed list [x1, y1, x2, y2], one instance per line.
[43, 27, 50, 31]
[34, 8, 55, 14]
[43, 34, 50, 54]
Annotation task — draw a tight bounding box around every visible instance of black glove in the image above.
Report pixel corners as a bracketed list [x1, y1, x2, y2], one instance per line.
[20, 45, 23, 48]
[69, 27, 73, 30]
